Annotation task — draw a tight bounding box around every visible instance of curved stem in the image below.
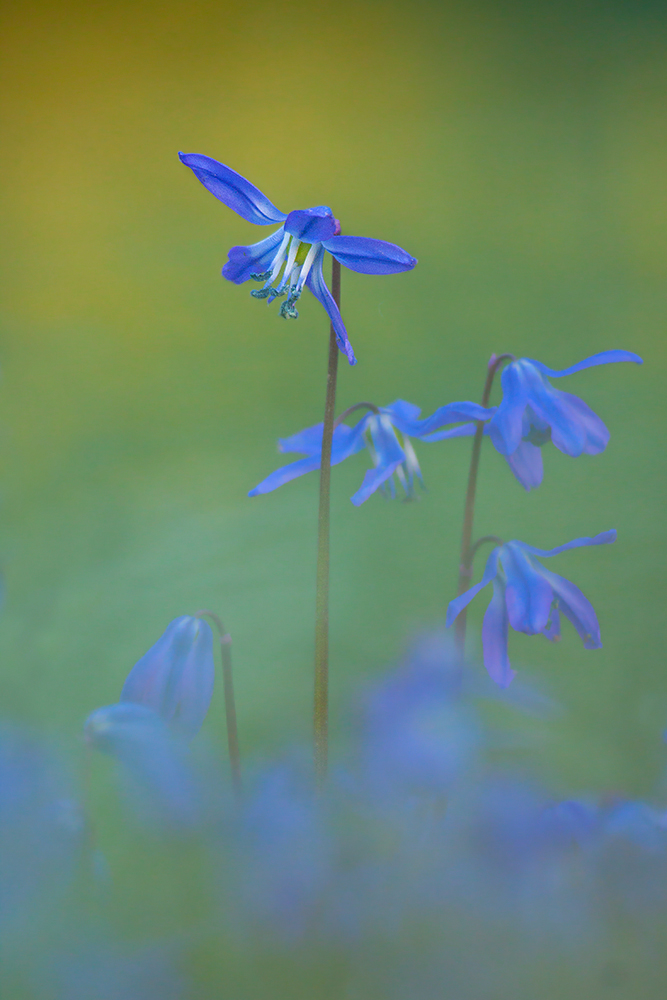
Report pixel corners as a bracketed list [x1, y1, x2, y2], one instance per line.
[333, 401, 380, 429]
[195, 609, 242, 798]
[467, 535, 504, 566]
[314, 257, 341, 790]
[454, 354, 514, 656]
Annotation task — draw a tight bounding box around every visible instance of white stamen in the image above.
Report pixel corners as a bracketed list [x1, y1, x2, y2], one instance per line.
[275, 237, 301, 294]
[266, 230, 291, 287]
[295, 243, 321, 293]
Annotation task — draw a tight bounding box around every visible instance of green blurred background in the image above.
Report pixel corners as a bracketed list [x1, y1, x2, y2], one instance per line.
[0, 0, 664, 794]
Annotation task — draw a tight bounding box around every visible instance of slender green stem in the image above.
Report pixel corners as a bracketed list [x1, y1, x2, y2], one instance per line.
[454, 354, 514, 656]
[196, 609, 242, 798]
[314, 257, 341, 789]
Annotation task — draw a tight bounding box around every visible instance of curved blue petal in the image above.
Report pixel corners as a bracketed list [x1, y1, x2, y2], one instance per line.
[382, 399, 422, 428]
[351, 416, 405, 505]
[322, 235, 417, 275]
[305, 247, 356, 364]
[223, 227, 285, 284]
[536, 567, 602, 649]
[499, 543, 553, 635]
[279, 419, 368, 458]
[250, 419, 368, 496]
[482, 579, 515, 688]
[525, 381, 597, 457]
[488, 361, 533, 456]
[421, 422, 478, 443]
[284, 207, 338, 242]
[120, 616, 215, 740]
[416, 401, 496, 437]
[249, 456, 321, 496]
[551, 391, 610, 454]
[504, 440, 543, 491]
[527, 350, 643, 378]
[179, 153, 286, 225]
[446, 549, 500, 627]
[516, 529, 616, 559]
[351, 461, 403, 505]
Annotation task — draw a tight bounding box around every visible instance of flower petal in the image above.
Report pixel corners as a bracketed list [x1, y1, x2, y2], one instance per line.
[416, 401, 496, 437]
[488, 362, 532, 456]
[250, 419, 368, 495]
[551, 391, 610, 454]
[526, 350, 643, 378]
[526, 381, 591, 457]
[284, 207, 338, 242]
[179, 153, 286, 225]
[535, 567, 602, 648]
[446, 549, 500, 627]
[222, 228, 285, 284]
[516, 529, 616, 559]
[305, 248, 357, 364]
[278, 419, 368, 457]
[499, 544, 553, 635]
[382, 399, 423, 428]
[249, 456, 322, 496]
[120, 616, 215, 740]
[322, 235, 417, 275]
[350, 416, 405, 505]
[482, 579, 516, 688]
[504, 440, 544, 491]
[420, 422, 478, 443]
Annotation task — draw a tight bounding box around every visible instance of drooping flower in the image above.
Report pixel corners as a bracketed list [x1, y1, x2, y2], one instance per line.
[249, 399, 493, 506]
[120, 616, 214, 740]
[446, 530, 616, 687]
[424, 351, 643, 490]
[179, 153, 417, 365]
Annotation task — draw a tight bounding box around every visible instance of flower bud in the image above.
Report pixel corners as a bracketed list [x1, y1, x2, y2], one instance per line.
[120, 616, 214, 739]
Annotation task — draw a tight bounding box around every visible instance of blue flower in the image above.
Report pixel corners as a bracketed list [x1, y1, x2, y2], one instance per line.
[120, 616, 214, 740]
[425, 351, 643, 490]
[249, 399, 493, 505]
[446, 530, 616, 687]
[179, 153, 417, 365]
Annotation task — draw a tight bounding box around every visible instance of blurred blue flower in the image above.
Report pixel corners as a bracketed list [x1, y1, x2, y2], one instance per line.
[84, 704, 203, 832]
[0, 726, 83, 930]
[120, 616, 214, 740]
[48, 943, 188, 1000]
[179, 153, 417, 365]
[425, 350, 642, 490]
[249, 399, 492, 505]
[360, 635, 480, 797]
[446, 530, 616, 686]
[232, 764, 333, 943]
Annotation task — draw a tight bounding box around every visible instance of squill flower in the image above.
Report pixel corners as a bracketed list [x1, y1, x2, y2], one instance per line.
[424, 351, 642, 490]
[489, 351, 642, 489]
[446, 530, 616, 687]
[249, 400, 492, 505]
[120, 616, 214, 740]
[179, 153, 417, 364]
